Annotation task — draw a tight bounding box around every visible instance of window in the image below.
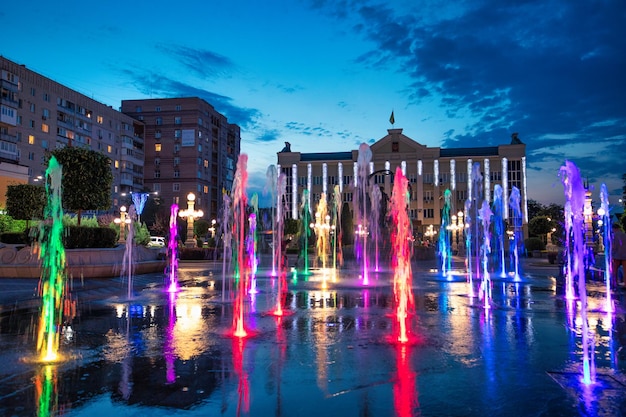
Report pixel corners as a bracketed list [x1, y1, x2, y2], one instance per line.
[174, 170, 180, 178]
[174, 144, 180, 152]
[153, 183, 161, 192]
[135, 106, 142, 112]
[114, 160, 119, 169]
[439, 173, 449, 184]
[392, 141, 399, 152]
[154, 170, 161, 178]
[155, 117, 162, 125]
[107, 145, 112, 153]
[424, 173, 433, 184]
[176, 105, 182, 111]
[174, 117, 182, 125]
[203, 159, 209, 168]
[154, 157, 160, 165]
[174, 129, 181, 138]
[424, 209, 435, 218]
[173, 183, 180, 191]
[155, 130, 162, 139]
[408, 173, 416, 183]
[41, 140, 48, 149]
[43, 93, 50, 102]
[28, 152, 35, 160]
[424, 190, 433, 203]
[30, 87, 36, 96]
[174, 157, 180, 165]
[155, 106, 161, 112]
[42, 108, 49, 119]
[28, 135, 35, 145]
[203, 185, 208, 194]
[29, 120, 35, 128]
[41, 123, 49, 133]
[30, 103, 35, 112]
[97, 115, 103, 124]
[155, 144, 162, 152]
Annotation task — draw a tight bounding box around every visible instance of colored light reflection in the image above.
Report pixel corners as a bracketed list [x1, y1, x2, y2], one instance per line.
[232, 154, 249, 338]
[393, 344, 418, 417]
[232, 337, 250, 415]
[34, 365, 58, 417]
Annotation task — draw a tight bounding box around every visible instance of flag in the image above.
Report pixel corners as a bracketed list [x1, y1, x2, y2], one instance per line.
[389, 110, 395, 125]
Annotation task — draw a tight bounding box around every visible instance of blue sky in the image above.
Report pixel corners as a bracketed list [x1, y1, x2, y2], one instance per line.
[3, 0, 625, 209]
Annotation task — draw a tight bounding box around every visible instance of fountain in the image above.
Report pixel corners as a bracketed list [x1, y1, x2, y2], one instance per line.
[265, 165, 278, 276]
[478, 201, 493, 309]
[439, 189, 452, 277]
[389, 167, 415, 343]
[221, 192, 232, 302]
[272, 173, 288, 317]
[313, 193, 330, 271]
[232, 154, 250, 338]
[598, 183, 614, 313]
[296, 189, 312, 275]
[166, 204, 180, 293]
[356, 143, 372, 284]
[509, 187, 522, 280]
[560, 160, 596, 385]
[332, 185, 343, 270]
[120, 205, 137, 300]
[36, 156, 67, 362]
[369, 183, 382, 272]
[492, 184, 507, 277]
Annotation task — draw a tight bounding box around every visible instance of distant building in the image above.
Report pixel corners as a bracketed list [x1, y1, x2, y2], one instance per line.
[121, 98, 241, 222]
[277, 128, 528, 238]
[0, 56, 145, 209]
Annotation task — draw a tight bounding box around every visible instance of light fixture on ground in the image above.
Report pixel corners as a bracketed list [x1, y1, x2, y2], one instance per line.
[179, 192, 204, 248]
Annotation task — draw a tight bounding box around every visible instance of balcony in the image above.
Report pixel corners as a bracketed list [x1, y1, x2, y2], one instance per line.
[0, 131, 18, 143]
[0, 149, 18, 162]
[0, 78, 18, 92]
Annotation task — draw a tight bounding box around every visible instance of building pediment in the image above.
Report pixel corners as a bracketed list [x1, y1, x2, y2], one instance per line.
[369, 128, 430, 155]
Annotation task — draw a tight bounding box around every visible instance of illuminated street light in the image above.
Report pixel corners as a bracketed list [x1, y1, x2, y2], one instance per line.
[179, 192, 204, 248]
[114, 205, 132, 244]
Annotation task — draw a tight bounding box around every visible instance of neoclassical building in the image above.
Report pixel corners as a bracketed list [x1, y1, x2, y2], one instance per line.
[276, 128, 527, 238]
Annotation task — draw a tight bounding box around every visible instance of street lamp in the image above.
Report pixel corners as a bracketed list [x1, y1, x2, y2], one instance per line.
[114, 205, 131, 244]
[209, 219, 217, 238]
[179, 192, 204, 248]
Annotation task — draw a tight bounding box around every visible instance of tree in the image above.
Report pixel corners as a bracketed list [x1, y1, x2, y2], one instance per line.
[528, 216, 554, 238]
[49, 147, 113, 225]
[5, 184, 46, 228]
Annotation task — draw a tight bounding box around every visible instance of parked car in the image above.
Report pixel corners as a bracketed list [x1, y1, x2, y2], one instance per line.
[147, 236, 165, 247]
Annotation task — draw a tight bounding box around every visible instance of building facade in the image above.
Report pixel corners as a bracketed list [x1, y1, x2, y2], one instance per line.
[0, 56, 145, 209]
[121, 98, 241, 222]
[277, 128, 528, 238]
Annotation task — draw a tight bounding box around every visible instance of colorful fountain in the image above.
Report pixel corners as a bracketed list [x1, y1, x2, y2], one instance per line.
[166, 204, 180, 293]
[36, 156, 66, 363]
[231, 154, 250, 338]
[389, 167, 415, 343]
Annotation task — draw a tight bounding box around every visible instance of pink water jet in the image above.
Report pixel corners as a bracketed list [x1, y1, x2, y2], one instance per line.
[232, 154, 249, 338]
[166, 204, 180, 293]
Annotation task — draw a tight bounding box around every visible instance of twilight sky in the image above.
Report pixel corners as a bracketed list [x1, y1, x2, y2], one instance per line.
[3, 0, 625, 209]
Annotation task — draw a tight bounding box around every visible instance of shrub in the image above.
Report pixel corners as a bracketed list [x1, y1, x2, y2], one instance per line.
[524, 237, 545, 252]
[64, 226, 117, 249]
[0, 231, 28, 244]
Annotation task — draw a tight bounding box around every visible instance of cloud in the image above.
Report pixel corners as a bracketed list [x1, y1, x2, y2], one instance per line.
[256, 129, 281, 143]
[119, 68, 261, 128]
[156, 44, 237, 80]
[310, 0, 626, 200]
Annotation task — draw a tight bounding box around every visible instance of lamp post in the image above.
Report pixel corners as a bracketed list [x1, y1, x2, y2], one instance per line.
[210, 219, 217, 238]
[114, 206, 131, 244]
[179, 192, 204, 248]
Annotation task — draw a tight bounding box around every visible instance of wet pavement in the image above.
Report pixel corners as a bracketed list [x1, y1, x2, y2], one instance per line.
[0, 255, 625, 416]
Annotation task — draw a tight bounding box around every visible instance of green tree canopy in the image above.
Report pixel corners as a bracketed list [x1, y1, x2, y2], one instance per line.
[5, 184, 46, 227]
[49, 147, 113, 224]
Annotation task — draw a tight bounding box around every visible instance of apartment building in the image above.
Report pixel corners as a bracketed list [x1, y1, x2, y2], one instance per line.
[0, 56, 145, 209]
[121, 98, 241, 222]
[277, 128, 528, 238]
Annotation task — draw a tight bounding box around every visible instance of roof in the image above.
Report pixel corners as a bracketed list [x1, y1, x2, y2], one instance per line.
[300, 152, 353, 161]
[439, 147, 499, 157]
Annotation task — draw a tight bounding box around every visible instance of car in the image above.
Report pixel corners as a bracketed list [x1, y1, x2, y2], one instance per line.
[147, 236, 165, 247]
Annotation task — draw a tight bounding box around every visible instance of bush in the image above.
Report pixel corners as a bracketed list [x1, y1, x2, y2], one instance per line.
[179, 247, 212, 260]
[524, 237, 545, 252]
[64, 226, 117, 249]
[0, 231, 28, 244]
